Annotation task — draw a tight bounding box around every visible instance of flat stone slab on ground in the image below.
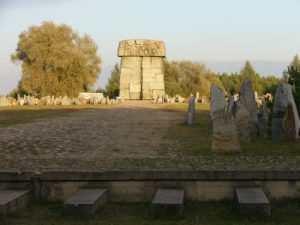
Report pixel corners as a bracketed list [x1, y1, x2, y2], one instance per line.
[0, 190, 30, 215]
[151, 189, 184, 218]
[64, 188, 108, 217]
[236, 187, 270, 216]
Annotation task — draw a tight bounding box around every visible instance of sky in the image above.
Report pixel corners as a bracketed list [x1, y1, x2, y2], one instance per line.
[0, 0, 300, 95]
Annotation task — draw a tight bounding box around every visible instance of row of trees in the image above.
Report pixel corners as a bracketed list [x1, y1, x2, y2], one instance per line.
[10, 21, 300, 110]
[99, 58, 299, 101]
[217, 61, 281, 96]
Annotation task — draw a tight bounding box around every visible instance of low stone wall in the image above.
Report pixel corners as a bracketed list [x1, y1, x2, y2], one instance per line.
[1, 171, 300, 202]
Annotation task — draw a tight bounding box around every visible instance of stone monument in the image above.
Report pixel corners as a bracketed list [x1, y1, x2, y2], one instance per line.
[272, 83, 300, 142]
[118, 39, 166, 100]
[187, 94, 195, 125]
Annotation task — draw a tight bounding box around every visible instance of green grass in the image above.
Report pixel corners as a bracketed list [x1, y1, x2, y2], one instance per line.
[165, 104, 300, 156]
[1, 199, 300, 225]
[0, 105, 116, 127]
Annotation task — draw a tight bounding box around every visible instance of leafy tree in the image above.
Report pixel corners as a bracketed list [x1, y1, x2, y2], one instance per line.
[240, 60, 262, 95]
[217, 72, 241, 95]
[106, 63, 120, 98]
[163, 59, 181, 96]
[260, 76, 281, 96]
[163, 60, 224, 97]
[95, 87, 107, 96]
[285, 55, 300, 113]
[11, 21, 101, 97]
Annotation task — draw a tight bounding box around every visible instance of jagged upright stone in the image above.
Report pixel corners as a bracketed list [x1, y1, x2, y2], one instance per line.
[210, 85, 226, 118]
[272, 83, 300, 142]
[227, 96, 235, 113]
[211, 111, 240, 152]
[239, 78, 259, 137]
[118, 39, 166, 100]
[234, 101, 251, 143]
[187, 94, 195, 125]
[258, 100, 269, 136]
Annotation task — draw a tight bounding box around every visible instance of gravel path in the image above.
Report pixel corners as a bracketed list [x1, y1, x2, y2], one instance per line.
[0, 102, 184, 171]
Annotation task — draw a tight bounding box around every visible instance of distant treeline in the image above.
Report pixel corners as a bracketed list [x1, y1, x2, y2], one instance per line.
[163, 59, 282, 97]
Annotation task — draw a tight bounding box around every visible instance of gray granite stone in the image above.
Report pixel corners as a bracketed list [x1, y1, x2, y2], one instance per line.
[236, 187, 270, 216]
[64, 188, 108, 217]
[212, 111, 241, 152]
[239, 78, 259, 137]
[258, 100, 269, 136]
[187, 95, 195, 125]
[210, 85, 226, 118]
[0, 190, 30, 215]
[272, 83, 300, 142]
[234, 101, 251, 143]
[151, 189, 184, 218]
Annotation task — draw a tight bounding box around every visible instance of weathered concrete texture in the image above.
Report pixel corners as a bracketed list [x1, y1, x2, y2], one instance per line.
[0, 190, 30, 215]
[151, 189, 184, 218]
[118, 39, 166, 57]
[211, 111, 240, 152]
[236, 187, 270, 216]
[118, 40, 166, 100]
[239, 78, 259, 137]
[64, 189, 108, 217]
[234, 101, 251, 143]
[272, 83, 300, 142]
[210, 85, 226, 118]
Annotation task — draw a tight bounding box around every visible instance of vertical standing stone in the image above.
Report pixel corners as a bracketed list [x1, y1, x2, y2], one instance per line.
[258, 100, 269, 136]
[187, 94, 195, 125]
[272, 83, 300, 142]
[234, 101, 251, 143]
[283, 103, 296, 141]
[239, 78, 259, 137]
[211, 111, 241, 152]
[118, 40, 166, 100]
[210, 85, 226, 118]
[227, 96, 235, 113]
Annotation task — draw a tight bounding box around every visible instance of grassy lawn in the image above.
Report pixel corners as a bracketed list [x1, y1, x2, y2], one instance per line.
[1, 199, 300, 225]
[164, 104, 300, 156]
[0, 105, 117, 127]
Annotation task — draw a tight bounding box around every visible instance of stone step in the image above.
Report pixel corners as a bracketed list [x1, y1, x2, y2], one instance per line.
[64, 188, 108, 217]
[235, 187, 270, 216]
[151, 189, 185, 218]
[0, 190, 30, 215]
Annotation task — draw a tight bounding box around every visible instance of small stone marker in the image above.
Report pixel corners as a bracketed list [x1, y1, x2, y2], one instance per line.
[64, 188, 108, 217]
[151, 189, 184, 218]
[187, 94, 195, 125]
[0, 190, 30, 215]
[235, 187, 270, 216]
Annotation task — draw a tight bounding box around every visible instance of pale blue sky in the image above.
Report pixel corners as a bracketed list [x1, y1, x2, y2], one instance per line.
[0, 0, 299, 95]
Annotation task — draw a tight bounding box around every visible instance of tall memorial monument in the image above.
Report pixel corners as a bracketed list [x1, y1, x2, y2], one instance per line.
[118, 39, 166, 100]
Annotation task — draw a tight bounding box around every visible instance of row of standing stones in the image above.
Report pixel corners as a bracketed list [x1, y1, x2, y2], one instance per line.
[185, 78, 300, 152]
[0, 93, 122, 107]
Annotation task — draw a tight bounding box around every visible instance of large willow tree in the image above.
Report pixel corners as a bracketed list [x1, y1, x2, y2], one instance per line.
[11, 21, 101, 97]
